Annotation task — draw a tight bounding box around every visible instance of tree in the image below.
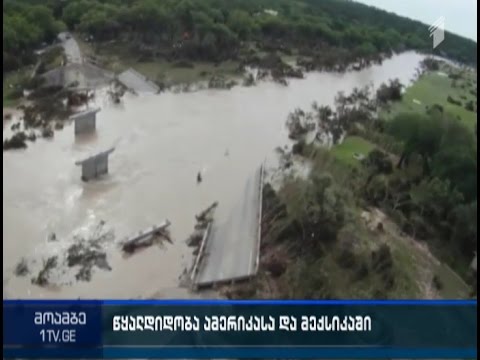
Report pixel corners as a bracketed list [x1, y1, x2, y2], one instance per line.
[127, 0, 169, 42]
[26, 5, 63, 42]
[3, 17, 19, 52]
[450, 201, 477, 256]
[259, 16, 289, 39]
[410, 178, 463, 225]
[362, 149, 393, 186]
[227, 10, 255, 40]
[432, 147, 477, 202]
[5, 15, 42, 51]
[308, 173, 347, 244]
[355, 41, 377, 59]
[376, 79, 403, 105]
[174, 0, 196, 33]
[388, 112, 443, 172]
[287, 173, 347, 254]
[62, 0, 93, 30]
[78, 9, 118, 41]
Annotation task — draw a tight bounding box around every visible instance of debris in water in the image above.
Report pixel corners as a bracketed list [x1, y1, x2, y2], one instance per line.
[64, 221, 114, 281]
[67, 91, 91, 107]
[121, 222, 172, 255]
[195, 202, 218, 223]
[20, 220, 115, 286]
[14, 258, 30, 277]
[186, 202, 218, 249]
[208, 75, 237, 90]
[243, 74, 255, 87]
[31, 256, 58, 287]
[27, 131, 37, 142]
[67, 240, 111, 282]
[42, 126, 54, 138]
[197, 171, 202, 184]
[3, 132, 27, 150]
[186, 229, 204, 247]
[108, 81, 127, 104]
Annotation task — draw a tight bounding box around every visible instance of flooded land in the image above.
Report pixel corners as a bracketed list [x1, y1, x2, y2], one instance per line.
[3, 52, 428, 299]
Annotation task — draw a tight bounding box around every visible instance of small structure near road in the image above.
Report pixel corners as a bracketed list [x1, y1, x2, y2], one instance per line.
[70, 108, 101, 135]
[75, 147, 115, 181]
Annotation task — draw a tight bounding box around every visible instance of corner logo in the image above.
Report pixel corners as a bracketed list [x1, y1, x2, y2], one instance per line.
[429, 17, 445, 49]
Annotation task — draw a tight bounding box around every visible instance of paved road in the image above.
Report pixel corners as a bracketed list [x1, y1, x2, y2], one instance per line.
[58, 32, 83, 64]
[194, 165, 263, 287]
[42, 32, 114, 89]
[41, 63, 114, 89]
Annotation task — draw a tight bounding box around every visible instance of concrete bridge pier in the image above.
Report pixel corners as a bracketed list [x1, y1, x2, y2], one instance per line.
[75, 147, 115, 181]
[70, 108, 101, 135]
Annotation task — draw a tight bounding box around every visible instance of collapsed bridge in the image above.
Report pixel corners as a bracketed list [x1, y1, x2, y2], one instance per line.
[191, 164, 264, 289]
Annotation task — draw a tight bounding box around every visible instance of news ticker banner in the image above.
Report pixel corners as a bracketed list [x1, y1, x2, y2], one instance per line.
[3, 299, 477, 359]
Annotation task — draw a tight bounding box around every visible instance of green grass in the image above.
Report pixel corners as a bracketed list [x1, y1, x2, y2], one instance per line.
[370, 213, 470, 299]
[133, 60, 241, 85]
[433, 262, 471, 299]
[331, 136, 376, 166]
[383, 69, 477, 131]
[76, 36, 240, 86]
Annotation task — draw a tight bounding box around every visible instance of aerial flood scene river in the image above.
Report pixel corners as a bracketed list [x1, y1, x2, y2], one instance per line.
[3, 3, 478, 360]
[3, 51, 427, 299]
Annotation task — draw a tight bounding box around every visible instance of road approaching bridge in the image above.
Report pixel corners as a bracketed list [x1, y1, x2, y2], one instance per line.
[58, 32, 83, 64]
[193, 164, 264, 289]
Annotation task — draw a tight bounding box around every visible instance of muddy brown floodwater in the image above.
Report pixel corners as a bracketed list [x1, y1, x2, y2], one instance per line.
[3, 52, 426, 299]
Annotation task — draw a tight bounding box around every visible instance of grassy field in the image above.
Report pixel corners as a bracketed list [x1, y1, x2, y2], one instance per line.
[387, 224, 470, 299]
[331, 136, 376, 166]
[133, 60, 241, 85]
[76, 36, 241, 85]
[382, 67, 477, 131]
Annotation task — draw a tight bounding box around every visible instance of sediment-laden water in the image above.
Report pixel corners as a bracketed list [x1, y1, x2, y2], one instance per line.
[3, 52, 426, 299]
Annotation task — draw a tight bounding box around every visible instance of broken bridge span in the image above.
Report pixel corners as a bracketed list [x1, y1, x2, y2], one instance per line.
[192, 164, 265, 289]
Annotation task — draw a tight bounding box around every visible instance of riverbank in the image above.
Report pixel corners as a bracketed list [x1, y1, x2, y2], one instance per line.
[1, 32, 392, 152]
[224, 58, 476, 300]
[77, 36, 242, 87]
[75, 34, 390, 90]
[4, 52, 432, 299]
[382, 61, 477, 131]
[225, 151, 472, 300]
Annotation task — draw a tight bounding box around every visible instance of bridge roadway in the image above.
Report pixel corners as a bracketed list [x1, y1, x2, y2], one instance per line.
[193, 164, 264, 288]
[117, 68, 160, 93]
